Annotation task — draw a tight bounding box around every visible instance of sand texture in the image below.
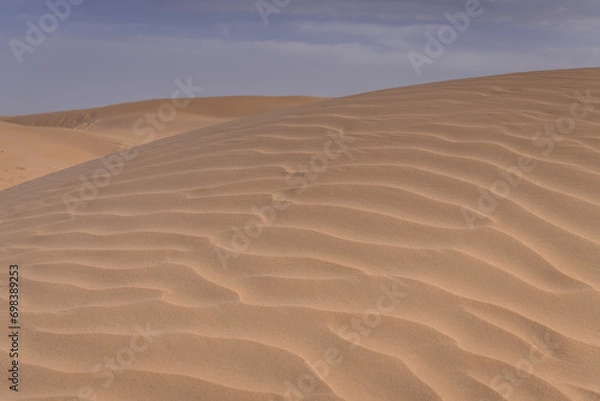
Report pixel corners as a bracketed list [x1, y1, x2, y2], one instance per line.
[0, 69, 599, 401]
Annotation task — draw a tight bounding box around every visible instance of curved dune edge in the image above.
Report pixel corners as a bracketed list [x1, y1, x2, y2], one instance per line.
[1, 69, 599, 401]
[0, 96, 326, 190]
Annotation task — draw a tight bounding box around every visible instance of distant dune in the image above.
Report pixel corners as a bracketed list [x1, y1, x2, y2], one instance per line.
[0, 69, 599, 401]
[0, 96, 325, 190]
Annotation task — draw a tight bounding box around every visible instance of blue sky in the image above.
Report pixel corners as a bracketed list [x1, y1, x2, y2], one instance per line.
[1, 0, 598, 115]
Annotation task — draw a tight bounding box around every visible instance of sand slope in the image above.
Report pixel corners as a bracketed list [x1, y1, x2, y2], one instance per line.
[0, 120, 120, 190]
[1, 69, 599, 401]
[0, 96, 325, 190]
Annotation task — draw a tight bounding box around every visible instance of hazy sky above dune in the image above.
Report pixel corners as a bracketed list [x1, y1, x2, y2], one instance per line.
[1, 0, 598, 115]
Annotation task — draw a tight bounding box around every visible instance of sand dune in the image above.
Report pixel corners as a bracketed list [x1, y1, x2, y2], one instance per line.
[0, 96, 324, 190]
[0, 120, 122, 190]
[1, 68, 599, 401]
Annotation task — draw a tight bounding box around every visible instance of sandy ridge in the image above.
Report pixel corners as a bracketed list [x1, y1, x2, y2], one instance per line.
[0, 68, 599, 401]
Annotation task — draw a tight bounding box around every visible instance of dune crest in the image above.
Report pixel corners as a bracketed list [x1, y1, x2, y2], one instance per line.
[1, 69, 599, 401]
[0, 96, 325, 190]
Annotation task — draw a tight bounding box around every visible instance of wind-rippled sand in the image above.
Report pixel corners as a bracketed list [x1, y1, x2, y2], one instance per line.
[1, 68, 599, 401]
[0, 96, 324, 190]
